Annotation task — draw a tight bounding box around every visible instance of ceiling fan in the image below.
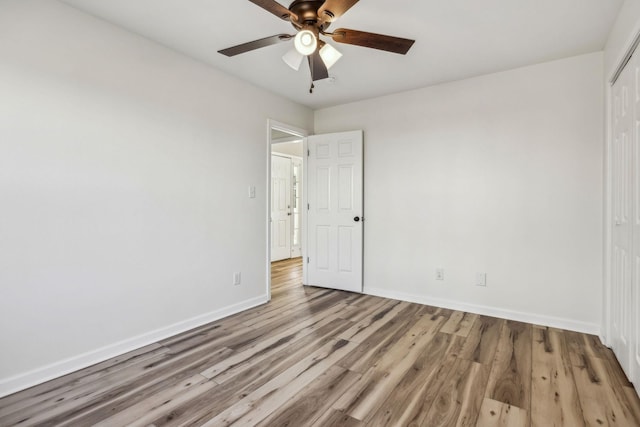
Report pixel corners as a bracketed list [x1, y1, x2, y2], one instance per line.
[218, 0, 415, 93]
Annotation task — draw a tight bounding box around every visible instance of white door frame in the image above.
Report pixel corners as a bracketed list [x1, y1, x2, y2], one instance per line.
[291, 156, 304, 258]
[604, 29, 640, 347]
[266, 119, 309, 300]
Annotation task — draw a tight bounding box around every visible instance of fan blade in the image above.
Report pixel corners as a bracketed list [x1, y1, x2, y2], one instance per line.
[317, 0, 359, 23]
[330, 28, 415, 54]
[308, 50, 329, 81]
[218, 34, 292, 57]
[248, 0, 297, 21]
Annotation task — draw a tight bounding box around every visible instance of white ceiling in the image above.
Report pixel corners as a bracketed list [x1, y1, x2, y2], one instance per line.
[61, 0, 623, 109]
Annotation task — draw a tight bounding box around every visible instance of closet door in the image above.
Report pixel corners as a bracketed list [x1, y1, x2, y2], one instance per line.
[631, 49, 640, 387]
[612, 55, 634, 378]
[611, 46, 640, 387]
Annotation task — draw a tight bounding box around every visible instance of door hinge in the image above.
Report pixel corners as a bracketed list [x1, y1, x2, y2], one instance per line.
[307, 203, 310, 210]
[307, 149, 310, 157]
[307, 257, 310, 264]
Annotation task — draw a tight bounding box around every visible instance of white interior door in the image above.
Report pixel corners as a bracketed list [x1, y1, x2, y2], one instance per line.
[610, 46, 640, 387]
[306, 130, 363, 293]
[271, 155, 291, 262]
[631, 48, 640, 387]
[612, 59, 633, 377]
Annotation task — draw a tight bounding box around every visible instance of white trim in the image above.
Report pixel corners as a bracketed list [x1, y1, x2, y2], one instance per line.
[603, 79, 614, 347]
[610, 26, 640, 85]
[266, 120, 272, 301]
[0, 294, 268, 398]
[290, 156, 303, 259]
[269, 120, 307, 138]
[302, 136, 309, 285]
[271, 152, 303, 161]
[365, 287, 600, 335]
[272, 135, 304, 144]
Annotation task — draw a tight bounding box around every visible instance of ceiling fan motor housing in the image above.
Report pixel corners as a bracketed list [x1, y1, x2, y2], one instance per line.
[289, 0, 330, 30]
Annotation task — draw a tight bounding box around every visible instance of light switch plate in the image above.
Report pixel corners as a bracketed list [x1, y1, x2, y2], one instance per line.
[476, 273, 487, 287]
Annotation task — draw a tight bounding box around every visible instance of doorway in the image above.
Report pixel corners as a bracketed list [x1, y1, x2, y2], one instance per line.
[266, 122, 365, 298]
[270, 130, 304, 262]
[267, 120, 308, 299]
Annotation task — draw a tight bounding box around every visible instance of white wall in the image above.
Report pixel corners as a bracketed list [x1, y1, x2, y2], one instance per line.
[0, 0, 312, 397]
[315, 52, 604, 333]
[272, 142, 304, 158]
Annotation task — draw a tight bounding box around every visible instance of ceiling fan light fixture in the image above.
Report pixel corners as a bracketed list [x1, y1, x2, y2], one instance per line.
[294, 29, 317, 56]
[319, 42, 342, 69]
[282, 48, 304, 71]
[220, 0, 416, 92]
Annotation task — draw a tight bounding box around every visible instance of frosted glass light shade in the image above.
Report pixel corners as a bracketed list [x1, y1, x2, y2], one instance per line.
[282, 48, 304, 71]
[319, 43, 342, 69]
[294, 30, 317, 56]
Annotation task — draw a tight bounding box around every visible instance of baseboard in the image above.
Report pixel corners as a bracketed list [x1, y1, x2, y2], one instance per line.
[364, 287, 600, 335]
[0, 294, 269, 398]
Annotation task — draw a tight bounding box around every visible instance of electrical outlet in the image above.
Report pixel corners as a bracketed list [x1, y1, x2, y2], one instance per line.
[436, 269, 444, 281]
[476, 273, 487, 287]
[233, 272, 241, 286]
[248, 186, 256, 199]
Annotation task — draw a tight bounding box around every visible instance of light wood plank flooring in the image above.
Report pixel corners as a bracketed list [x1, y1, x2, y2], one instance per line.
[1, 257, 640, 426]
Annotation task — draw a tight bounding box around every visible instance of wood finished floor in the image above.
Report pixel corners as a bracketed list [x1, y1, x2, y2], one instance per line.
[1, 258, 640, 426]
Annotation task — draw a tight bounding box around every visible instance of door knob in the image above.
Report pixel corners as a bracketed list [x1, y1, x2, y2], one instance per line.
[354, 216, 360, 222]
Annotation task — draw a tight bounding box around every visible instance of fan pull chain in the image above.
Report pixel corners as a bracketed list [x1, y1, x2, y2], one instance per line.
[309, 82, 315, 94]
